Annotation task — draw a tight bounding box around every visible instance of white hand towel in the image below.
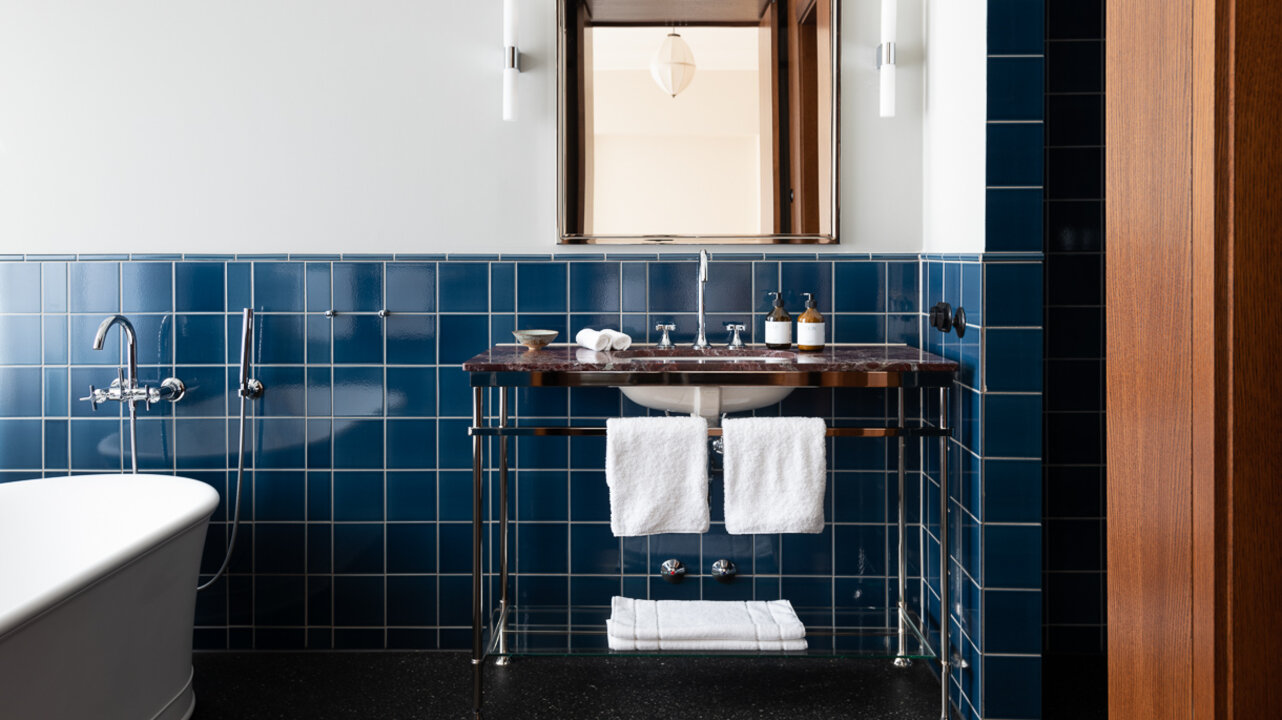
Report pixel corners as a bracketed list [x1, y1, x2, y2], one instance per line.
[606, 417, 709, 536]
[606, 597, 805, 642]
[722, 417, 827, 534]
[600, 329, 632, 351]
[607, 636, 809, 652]
[576, 328, 611, 351]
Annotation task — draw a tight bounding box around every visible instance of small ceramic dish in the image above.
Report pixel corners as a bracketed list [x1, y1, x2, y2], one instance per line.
[512, 329, 558, 350]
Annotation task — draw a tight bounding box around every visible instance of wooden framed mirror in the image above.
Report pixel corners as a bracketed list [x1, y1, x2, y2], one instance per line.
[557, 0, 840, 244]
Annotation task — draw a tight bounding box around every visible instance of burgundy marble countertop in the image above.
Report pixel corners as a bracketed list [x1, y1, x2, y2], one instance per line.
[462, 344, 958, 375]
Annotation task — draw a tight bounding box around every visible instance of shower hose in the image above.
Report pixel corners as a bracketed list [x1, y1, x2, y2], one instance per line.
[197, 308, 259, 592]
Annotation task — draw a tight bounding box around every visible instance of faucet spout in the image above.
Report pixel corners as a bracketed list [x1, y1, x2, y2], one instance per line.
[93, 315, 138, 387]
[693, 250, 710, 350]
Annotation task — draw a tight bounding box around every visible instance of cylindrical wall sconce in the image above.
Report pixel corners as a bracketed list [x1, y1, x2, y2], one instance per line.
[878, 0, 897, 118]
[503, 0, 520, 121]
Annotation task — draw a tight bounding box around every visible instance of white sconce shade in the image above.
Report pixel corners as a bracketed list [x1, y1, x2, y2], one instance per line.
[879, 0, 897, 118]
[650, 32, 696, 97]
[503, 0, 520, 121]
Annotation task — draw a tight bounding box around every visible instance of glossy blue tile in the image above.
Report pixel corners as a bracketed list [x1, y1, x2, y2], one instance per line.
[175, 262, 224, 312]
[984, 262, 1043, 326]
[306, 316, 330, 364]
[386, 420, 435, 469]
[334, 523, 384, 574]
[70, 418, 122, 470]
[516, 524, 569, 573]
[517, 261, 567, 312]
[332, 419, 384, 469]
[42, 368, 68, 418]
[984, 589, 1041, 654]
[254, 471, 305, 522]
[834, 261, 884, 312]
[436, 524, 472, 571]
[518, 470, 568, 521]
[42, 262, 68, 312]
[333, 367, 383, 417]
[0, 317, 40, 365]
[386, 522, 436, 573]
[781, 261, 834, 313]
[984, 524, 1041, 589]
[986, 329, 1043, 392]
[175, 419, 226, 469]
[987, 123, 1045, 187]
[781, 528, 833, 575]
[127, 314, 174, 366]
[647, 261, 697, 313]
[438, 263, 489, 312]
[256, 366, 306, 417]
[704, 262, 753, 312]
[833, 314, 884, 344]
[387, 576, 436, 626]
[303, 368, 331, 417]
[253, 314, 306, 365]
[333, 576, 384, 627]
[333, 263, 383, 312]
[176, 314, 225, 365]
[961, 263, 983, 327]
[333, 471, 384, 521]
[437, 576, 472, 626]
[70, 315, 121, 366]
[0, 419, 42, 468]
[68, 263, 119, 313]
[304, 262, 331, 312]
[569, 262, 620, 312]
[43, 316, 67, 364]
[307, 419, 333, 469]
[489, 262, 515, 313]
[438, 419, 475, 469]
[834, 525, 885, 576]
[255, 418, 306, 469]
[121, 263, 173, 313]
[386, 315, 435, 365]
[225, 262, 251, 311]
[333, 315, 383, 364]
[570, 524, 620, 574]
[253, 574, 305, 627]
[988, 57, 1045, 121]
[43, 419, 68, 469]
[387, 471, 435, 521]
[386, 367, 435, 417]
[621, 262, 647, 312]
[386, 263, 435, 312]
[887, 314, 919, 346]
[0, 263, 41, 312]
[983, 656, 1041, 718]
[306, 471, 332, 522]
[989, 0, 1045, 54]
[253, 262, 304, 312]
[437, 315, 488, 365]
[569, 471, 610, 522]
[436, 474, 471, 522]
[886, 261, 918, 313]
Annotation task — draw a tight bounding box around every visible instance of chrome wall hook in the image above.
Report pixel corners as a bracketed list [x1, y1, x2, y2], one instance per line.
[660, 558, 686, 583]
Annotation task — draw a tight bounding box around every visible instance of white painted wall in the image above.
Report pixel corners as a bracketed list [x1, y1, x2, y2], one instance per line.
[0, 0, 937, 255]
[921, 0, 987, 253]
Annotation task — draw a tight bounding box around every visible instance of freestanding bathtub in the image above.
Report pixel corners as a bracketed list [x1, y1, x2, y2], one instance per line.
[0, 474, 220, 720]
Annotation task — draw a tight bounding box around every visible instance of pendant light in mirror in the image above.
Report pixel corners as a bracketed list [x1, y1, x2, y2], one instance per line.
[650, 30, 696, 97]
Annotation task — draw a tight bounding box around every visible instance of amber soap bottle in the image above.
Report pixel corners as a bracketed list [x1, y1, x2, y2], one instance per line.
[764, 291, 792, 349]
[797, 292, 826, 352]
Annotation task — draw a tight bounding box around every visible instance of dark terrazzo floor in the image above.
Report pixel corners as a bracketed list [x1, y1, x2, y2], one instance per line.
[191, 652, 945, 720]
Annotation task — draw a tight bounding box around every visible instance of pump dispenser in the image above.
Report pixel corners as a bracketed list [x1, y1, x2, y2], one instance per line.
[764, 291, 792, 349]
[797, 292, 826, 352]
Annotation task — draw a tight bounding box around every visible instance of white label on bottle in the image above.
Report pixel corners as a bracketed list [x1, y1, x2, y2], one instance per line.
[797, 322, 825, 347]
[765, 320, 791, 345]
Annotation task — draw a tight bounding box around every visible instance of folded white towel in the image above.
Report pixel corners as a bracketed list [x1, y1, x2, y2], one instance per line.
[575, 328, 611, 351]
[722, 417, 827, 534]
[601, 329, 632, 351]
[606, 597, 805, 642]
[607, 636, 809, 652]
[605, 417, 709, 536]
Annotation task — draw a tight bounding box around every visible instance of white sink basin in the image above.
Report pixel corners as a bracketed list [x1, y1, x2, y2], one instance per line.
[621, 386, 793, 419]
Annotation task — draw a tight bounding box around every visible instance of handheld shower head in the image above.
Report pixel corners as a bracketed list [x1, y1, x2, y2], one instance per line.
[237, 308, 262, 398]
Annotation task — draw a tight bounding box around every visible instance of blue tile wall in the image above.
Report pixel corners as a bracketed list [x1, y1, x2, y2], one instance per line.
[0, 252, 1017, 662]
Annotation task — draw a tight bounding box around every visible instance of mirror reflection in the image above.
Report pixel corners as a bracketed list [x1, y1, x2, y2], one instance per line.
[559, 0, 838, 244]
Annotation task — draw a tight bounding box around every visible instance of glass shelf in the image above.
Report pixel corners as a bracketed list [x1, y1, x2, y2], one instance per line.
[484, 605, 936, 660]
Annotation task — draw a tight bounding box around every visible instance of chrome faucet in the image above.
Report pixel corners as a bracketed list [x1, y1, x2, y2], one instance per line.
[693, 249, 710, 350]
[81, 314, 186, 473]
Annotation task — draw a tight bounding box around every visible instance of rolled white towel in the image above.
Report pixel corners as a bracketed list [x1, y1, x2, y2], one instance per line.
[600, 329, 632, 351]
[575, 328, 611, 351]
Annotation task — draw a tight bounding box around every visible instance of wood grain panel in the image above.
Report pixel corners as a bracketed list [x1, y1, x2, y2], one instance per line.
[1227, 0, 1282, 715]
[1106, 0, 1195, 717]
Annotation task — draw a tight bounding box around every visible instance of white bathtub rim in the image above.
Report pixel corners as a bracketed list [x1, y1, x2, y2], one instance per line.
[0, 474, 219, 640]
[152, 667, 197, 720]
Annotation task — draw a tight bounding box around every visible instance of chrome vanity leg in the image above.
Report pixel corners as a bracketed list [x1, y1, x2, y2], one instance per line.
[939, 385, 951, 720]
[472, 386, 485, 716]
[496, 387, 511, 666]
[894, 387, 911, 668]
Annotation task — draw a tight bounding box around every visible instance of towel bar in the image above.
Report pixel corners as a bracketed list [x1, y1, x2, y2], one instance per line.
[468, 425, 950, 438]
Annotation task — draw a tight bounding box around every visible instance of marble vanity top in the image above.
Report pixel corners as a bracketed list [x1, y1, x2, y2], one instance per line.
[462, 344, 958, 374]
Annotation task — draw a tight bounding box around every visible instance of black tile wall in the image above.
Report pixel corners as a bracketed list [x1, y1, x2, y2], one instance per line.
[1043, 0, 1107, 666]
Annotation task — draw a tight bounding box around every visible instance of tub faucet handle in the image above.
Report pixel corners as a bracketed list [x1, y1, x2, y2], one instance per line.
[80, 384, 106, 411]
[724, 323, 746, 349]
[655, 323, 676, 349]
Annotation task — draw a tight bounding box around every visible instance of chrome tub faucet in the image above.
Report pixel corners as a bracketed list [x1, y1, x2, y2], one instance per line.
[693, 249, 710, 350]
